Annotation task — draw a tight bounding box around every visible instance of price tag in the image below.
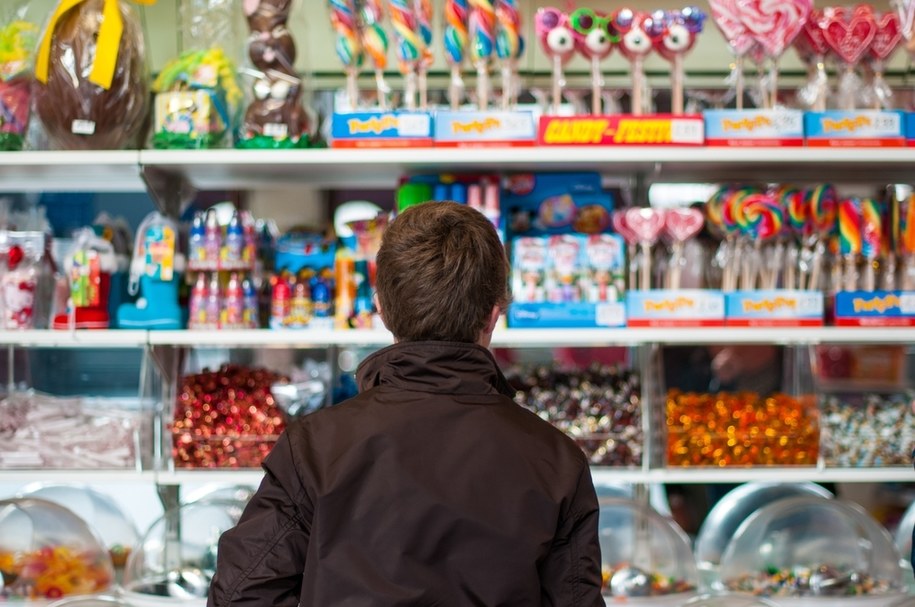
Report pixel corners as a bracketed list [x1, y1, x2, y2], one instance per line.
[596, 303, 625, 327]
[900, 293, 915, 314]
[71, 120, 96, 135]
[671, 120, 704, 144]
[264, 123, 288, 138]
[874, 112, 900, 133]
[397, 114, 431, 136]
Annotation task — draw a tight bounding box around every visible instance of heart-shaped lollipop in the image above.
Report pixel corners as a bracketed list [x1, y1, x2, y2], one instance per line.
[796, 9, 829, 58]
[822, 8, 877, 65]
[612, 210, 639, 291]
[625, 207, 665, 290]
[708, 0, 756, 55]
[739, 0, 813, 58]
[870, 12, 902, 60]
[664, 208, 704, 243]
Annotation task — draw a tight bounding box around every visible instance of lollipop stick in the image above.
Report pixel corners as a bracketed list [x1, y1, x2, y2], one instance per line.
[502, 63, 512, 111]
[552, 54, 562, 113]
[883, 252, 897, 291]
[669, 242, 684, 290]
[405, 69, 418, 111]
[627, 243, 638, 291]
[815, 58, 827, 112]
[843, 255, 857, 292]
[769, 59, 779, 109]
[785, 245, 797, 290]
[735, 55, 744, 111]
[591, 56, 602, 115]
[449, 65, 463, 110]
[632, 56, 644, 117]
[418, 66, 428, 110]
[639, 242, 651, 290]
[863, 259, 876, 292]
[346, 68, 359, 110]
[672, 54, 684, 116]
[376, 69, 389, 110]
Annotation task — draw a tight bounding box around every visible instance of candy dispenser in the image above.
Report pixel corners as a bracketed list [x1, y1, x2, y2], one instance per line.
[0, 498, 115, 602]
[719, 496, 906, 605]
[597, 497, 698, 604]
[694, 482, 835, 591]
[51, 228, 119, 330]
[0, 2, 38, 151]
[121, 499, 244, 607]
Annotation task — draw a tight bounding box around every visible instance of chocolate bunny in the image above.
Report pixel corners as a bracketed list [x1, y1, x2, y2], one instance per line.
[244, 0, 296, 76]
[243, 75, 309, 141]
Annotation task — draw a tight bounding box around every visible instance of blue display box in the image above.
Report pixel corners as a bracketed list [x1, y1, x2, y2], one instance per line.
[834, 291, 915, 326]
[704, 109, 804, 147]
[507, 302, 625, 328]
[804, 110, 905, 147]
[905, 112, 915, 145]
[725, 290, 823, 326]
[625, 290, 724, 327]
[434, 111, 536, 147]
[331, 111, 434, 148]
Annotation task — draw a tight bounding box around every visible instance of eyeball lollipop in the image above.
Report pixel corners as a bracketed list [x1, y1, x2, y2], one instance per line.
[653, 7, 704, 114]
[536, 7, 575, 113]
[570, 8, 619, 114]
[612, 9, 655, 116]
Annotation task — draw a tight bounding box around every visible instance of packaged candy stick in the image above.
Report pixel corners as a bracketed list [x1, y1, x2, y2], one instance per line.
[444, 0, 469, 109]
[838, 197, 863, 292]
[536, 7, 575, 114]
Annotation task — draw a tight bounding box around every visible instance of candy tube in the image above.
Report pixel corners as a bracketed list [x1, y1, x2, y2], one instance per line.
[861, 197, 883, 292]
[414, 0, 433, 109]
[444, 0, 469, 110]
[329, 0, 364, 110]
[469, 0, 496, 110]
[495, 0, 522, 110]
[387, 0, 421, 110]
[838, 197, 863, 292]
[358, 0, 390, 109]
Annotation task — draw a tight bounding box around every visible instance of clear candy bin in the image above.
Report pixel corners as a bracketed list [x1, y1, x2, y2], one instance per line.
[598, 497, 698, 606]
[719, 496, 906, 606]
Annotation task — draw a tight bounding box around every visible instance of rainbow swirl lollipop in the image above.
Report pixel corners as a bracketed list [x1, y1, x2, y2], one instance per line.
[838, 197, 862, 256]
[329, 0, 364, 109]
[469, 0, 496, 109]
[386, 0, 422, 109]
[444, 0, 470, 109]
[739, 192, 784, 241]
[495, 0, 523, 109]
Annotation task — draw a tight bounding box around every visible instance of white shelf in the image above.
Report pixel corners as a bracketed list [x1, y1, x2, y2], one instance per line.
[0, 330, 148, 348]
[0, 151, 143, 192]
[147, 329, 394, 347]
[0, 469, 156, 483]
[155, 470, 266, 486]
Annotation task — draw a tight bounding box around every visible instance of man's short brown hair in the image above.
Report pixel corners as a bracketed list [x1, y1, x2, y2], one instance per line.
[375, 201, 509, 342]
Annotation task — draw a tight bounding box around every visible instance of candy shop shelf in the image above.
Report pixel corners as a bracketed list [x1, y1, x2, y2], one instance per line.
[137, 148, 915, 189]
[0, 151, 144, 192]
[0, 330, 148, 348]
[146, 329, 395, 348]
[0, 469, 157, 483]
[155, 469, 267, 487]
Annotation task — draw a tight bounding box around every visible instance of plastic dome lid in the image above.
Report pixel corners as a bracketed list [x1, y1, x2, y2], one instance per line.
[719, 496, 904, 601]
[0, 498, 114, 602]
[181, 484, 256, 506]
[682, 593, 783, 607]
[598, 498, 698, 601]
[893, 500, 914, 569]
[696, 482, 834, 570]
[19, 483, 140, 567]
[122, 500, 244, 606]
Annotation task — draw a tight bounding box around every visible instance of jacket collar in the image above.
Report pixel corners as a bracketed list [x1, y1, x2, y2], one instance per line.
[356, 341, 515, 398]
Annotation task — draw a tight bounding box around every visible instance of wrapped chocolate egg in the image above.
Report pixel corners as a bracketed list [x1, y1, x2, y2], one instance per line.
[34, 0, 148, 150]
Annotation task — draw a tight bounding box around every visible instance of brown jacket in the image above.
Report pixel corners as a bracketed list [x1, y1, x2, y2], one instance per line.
[208, 341, 603, 606]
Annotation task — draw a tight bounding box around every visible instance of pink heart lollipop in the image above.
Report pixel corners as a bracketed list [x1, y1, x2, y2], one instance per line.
[664, 207, 704, 290]
[709, 0, 755, 110]
[822, 7, 878, 66]
[868, 11, 901, 110]
[612, 210, 639, 291]
[625, 207, 665, 290]
[612, 8, 655, 116]
[536, 7, 575, 113]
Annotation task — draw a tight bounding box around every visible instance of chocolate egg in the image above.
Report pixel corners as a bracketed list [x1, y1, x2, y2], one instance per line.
[34, 0, 148, 150]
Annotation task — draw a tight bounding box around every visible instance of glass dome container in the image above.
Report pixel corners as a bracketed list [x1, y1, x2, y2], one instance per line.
[19, 484, 140, 570]
[695, 482, 834, 588]
[121, 500, 244, 607]
[681, 593, 783, 607]
[719, 496, 905, 606]
[181, 484, 257, 506]
[598, 497, 699, 605]
[0, 498, 114, 602]
[48, 596, 130, 607]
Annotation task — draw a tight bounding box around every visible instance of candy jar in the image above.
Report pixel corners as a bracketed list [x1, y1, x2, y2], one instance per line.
[121, 500, 244, 607]
[0, 497, 115, 602]
[720, 496, 906, 604]
[0, 4, 38, 151]
[598, 497, 698, 604]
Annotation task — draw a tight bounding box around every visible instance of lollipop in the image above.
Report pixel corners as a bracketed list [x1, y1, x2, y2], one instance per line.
[867, 11, 902, 110]
[612, 210, 639, 290]
[650, 7, 705, 115]
[861, 197, 883, 292]
[737, 192, 784, 289]
[358, 0, 391, 109]
[794, 9, 829, 111]
[387, 0, 422, 110]
[469, 0, 496, 110]
[822, 6, 877, 111]
[570, 8, 618, 115]
[444, 0, 470, 109]
[903, 192, 915, 290]
[838, 197, 863, 292]
[805, 184, 838, 291]
[781, 185, 808, 290]
[495, 0, 523, 110]
[414, 0, 433, 109]
[612, 9, 655, 116]
[664, 208, 704, 290]
[536, 7, 575, 114]
[329, 0, 364, 109]
[624, 207, 665, 290]
[708, 0, 755, 110]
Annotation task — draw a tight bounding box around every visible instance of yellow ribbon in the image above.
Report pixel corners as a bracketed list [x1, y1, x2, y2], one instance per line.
[35, 0, 155, 90]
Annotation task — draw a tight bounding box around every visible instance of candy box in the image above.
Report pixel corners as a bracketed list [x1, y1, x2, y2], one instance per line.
[704, 110, 804, 147]
[434, 110, 535, 147]
[804, 110, 906, 147]
[833, 290, 915, 326]
[502, 173, 615, 240]
[725, 290, 824, 326]
[154, 90, 228, 149]
[906, 112, 915, 145]
[626, 289, 725, 327]
[331, 111, 433, 148]
[538, 114, 704, 146]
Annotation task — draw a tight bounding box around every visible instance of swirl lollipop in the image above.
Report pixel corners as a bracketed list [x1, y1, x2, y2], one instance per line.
[839, 197, 863, 292]
[805, 184, 837, 291]
[357, 0, 390, 109]
[444, 0, 469, 110]
[570, 8, 618, 115]
[780, 184, 807, 290]
[469, 0, 496, 110]
[738, 192, 784, 289]
[861, 197, 883, 292]
[496, 0, 523, 110]
[612, 9, 656, 116]
[387, 0, 422, 110]
[414, 0, 433, 109]
[650, 7, 705, 115]
[536, 7, 575, 114]
[329, 0, 364, 109]
[708, 0, 756, 110]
